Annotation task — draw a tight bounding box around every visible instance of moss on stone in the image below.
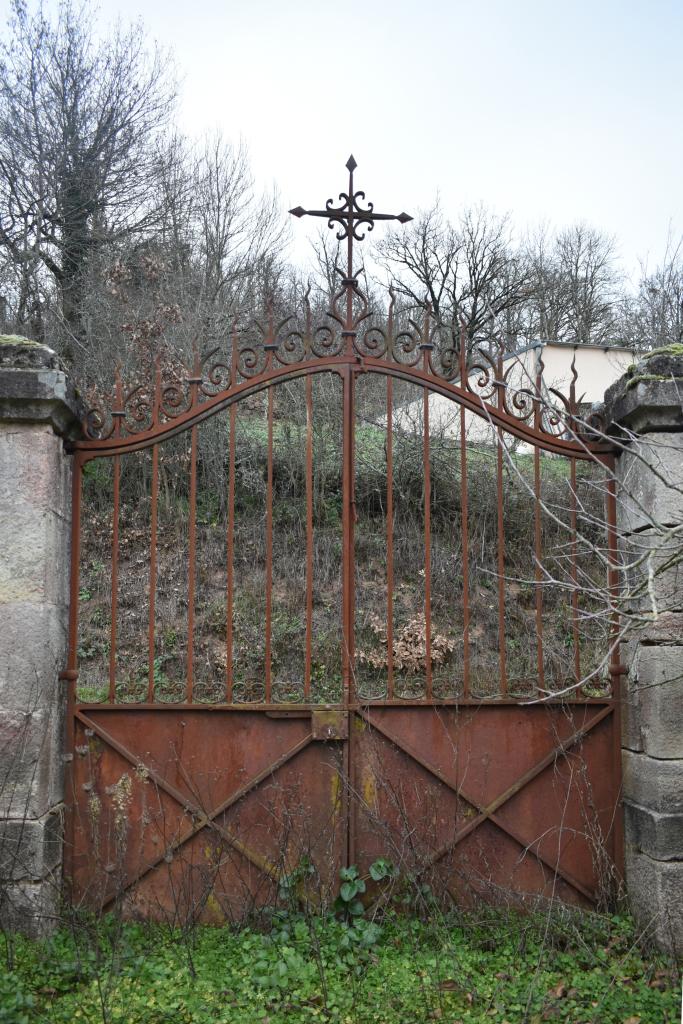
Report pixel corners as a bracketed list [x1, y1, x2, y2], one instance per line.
[643, 343, 683, 360]
[626, 373, 672, 390]
[0, 334, 42, 347]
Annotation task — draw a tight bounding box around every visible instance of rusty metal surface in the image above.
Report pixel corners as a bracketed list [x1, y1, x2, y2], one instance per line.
[63, 159, 623, 920]
[351, 704, 617, 908]
[70, 709, 344, 920]
[68, 703, 620, 918]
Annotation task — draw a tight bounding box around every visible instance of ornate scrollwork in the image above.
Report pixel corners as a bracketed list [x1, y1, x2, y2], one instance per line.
[356, 322, 389, 359]
[159, 379, 191, 420]
[236, 344, 265, 380]
[323, 189, 380, 241]
[199, 348, 231, 397]
[311, 322, 343, 358]
[81, 297, 607, 452]
[465, 349, 499, 405]
[276, 328, 306, 366]
[83, 404, 114, 441]
[81, 151, 608, 453]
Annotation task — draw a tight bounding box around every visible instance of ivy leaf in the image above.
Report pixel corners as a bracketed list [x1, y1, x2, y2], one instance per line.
[340, 881, 357, 902]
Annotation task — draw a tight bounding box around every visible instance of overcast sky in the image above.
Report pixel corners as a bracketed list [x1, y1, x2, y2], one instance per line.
[53, 0, 683, 279]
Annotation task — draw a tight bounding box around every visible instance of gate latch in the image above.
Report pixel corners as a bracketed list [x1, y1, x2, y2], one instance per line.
[312, 709, 348, 741]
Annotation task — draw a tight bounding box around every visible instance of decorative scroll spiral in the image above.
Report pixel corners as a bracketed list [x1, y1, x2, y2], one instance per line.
[237, 344, 265, 380]
[81, 288, 609, 452]
[355, 323, 389, 359]
[159, 379, 190, 420]
[199, 348, 231, 397]
[83, 405, 114, 441]
[324, 190, 379, 241]
[465, 349, 499, 405]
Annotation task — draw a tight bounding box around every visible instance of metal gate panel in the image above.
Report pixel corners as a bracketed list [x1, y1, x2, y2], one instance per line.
[70, 710, 346, 921]
[63, 159, 624, 920]
[351, 704, 618, 907]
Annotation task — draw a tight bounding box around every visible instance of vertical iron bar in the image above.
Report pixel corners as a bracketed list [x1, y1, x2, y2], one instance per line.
[304, 376, 314, 701]
[226, 334, 238, 702]
[265, 386, 274, 703]
[187, 424, 197, 703]
[226, 401, 236, 702]
[109, 454, 120, 702]
[386, 376, 394, 700]
[533, 397, 545, 695]
[459, 330, 471, 698]
[342, 365, 356, 703]
[148, 444, 159, 702]
[423, 377, 432, 701]
[496, 387, 508, 694]
[66, 456, 83, 690]
[147, 363, 161, 703]
[342, 349, 356, 874]
[460, 404, 471, 698]
[497, 432, 507, 696]
[570, 457, 581, 684]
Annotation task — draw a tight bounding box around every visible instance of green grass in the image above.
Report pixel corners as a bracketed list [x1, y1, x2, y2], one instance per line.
[2, 910, 678, 1023]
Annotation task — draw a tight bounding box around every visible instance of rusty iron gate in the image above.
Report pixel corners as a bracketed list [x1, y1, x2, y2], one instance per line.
[62, 160, 624, 921]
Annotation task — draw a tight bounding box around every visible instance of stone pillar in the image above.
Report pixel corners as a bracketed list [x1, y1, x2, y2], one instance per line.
[604, 348, 683, 953]
[0, 337, 83, 935]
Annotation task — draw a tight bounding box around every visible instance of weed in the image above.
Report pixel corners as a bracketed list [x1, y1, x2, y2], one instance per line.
[3, 907, 677, 1023]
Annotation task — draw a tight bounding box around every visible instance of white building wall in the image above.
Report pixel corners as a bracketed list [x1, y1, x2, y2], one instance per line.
[388, 343, 638, 446]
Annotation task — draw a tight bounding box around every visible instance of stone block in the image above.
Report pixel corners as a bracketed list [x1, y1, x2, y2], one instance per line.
[0, 511, 71, 606]
[0, 876, 61, 938]
[0, 809, 62, 881]
[619, 528, 683, 615]
[622, 749, 683, 813]
[0, 428, 72, 606]
[616, 432, 683, 534]
[624, 801, 683, 860]
[605, 350, 683, 435]
[0, 705, 65, 818]
[625, 846, 683, 954]
[0, 603, 68, 710]
[636, 647, 683, 758]
[620, 681, 643, 753]
[0, 422, 71, 516]
[0, 338, 84, 439]
[636, 611, 683, 645]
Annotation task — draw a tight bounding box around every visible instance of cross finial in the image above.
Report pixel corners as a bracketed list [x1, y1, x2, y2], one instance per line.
[290, 158, 412, 349]
[289, 156, 412, 244]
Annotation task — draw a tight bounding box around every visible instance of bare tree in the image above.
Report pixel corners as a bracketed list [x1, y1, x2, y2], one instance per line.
[0, 0, 176, 359]
[625, 234, 683, 350]
[523, 223, 623, 345]
[75, 133, 289, 385]
[374, 200, 528, 348]
[193, 134, 287, 316]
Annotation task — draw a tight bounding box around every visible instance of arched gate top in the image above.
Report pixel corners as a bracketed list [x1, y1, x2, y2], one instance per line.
[76, 158, 612, 459]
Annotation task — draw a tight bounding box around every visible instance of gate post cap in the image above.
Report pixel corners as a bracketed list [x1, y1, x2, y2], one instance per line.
[0, 335, 85, 440]
[604, 345, 683, 436]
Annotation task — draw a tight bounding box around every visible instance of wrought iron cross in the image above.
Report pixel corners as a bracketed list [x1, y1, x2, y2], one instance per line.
[289, 155, 412, 283]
